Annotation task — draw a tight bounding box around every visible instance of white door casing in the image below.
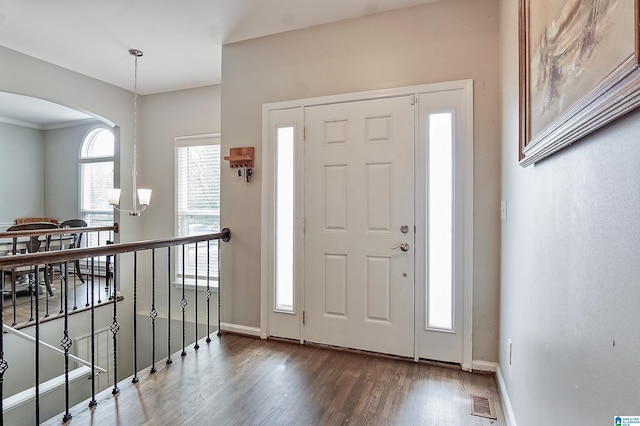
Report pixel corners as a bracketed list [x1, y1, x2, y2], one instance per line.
[304, 96, 415, 357]
[261, 81, 473, 367]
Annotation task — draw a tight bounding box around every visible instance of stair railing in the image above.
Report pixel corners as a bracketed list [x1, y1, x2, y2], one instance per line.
[0, 226, 231, 425]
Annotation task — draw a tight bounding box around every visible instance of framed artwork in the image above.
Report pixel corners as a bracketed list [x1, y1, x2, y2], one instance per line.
[519, 0, 640, 166]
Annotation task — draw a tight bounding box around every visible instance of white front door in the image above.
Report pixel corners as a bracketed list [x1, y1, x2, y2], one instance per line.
[303, 96, 415, 357]
[263, 81, 474, 366]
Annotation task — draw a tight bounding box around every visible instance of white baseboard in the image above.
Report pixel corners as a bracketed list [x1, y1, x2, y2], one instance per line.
[220, 322, 261, 337]
[496, 365, 517, 426]
[472, 360, 498, 372]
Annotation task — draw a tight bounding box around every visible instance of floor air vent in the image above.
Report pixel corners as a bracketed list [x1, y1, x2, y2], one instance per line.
[469, 394, 497, 419]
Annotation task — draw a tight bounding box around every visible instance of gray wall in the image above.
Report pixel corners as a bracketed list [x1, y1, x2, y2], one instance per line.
[221, 0, 501, 362]
[0, 120, 109, 227]
[0, 123, 45, 227]
[44, 121, 108, 222]
[499, 1, 640, 423]
[139, 85, 221, 240]
[1, 45, 139, 381]
[1, 47, 221, 425]
[0, 45, 140, 243]
[137, 85, 221, 327]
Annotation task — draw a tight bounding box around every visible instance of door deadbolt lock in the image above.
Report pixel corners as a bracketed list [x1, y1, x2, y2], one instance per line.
[391, 242, 410, 252]
[400, 225, 409, 234]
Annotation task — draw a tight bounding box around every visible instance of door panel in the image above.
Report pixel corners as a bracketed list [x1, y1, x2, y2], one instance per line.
[415, 88, 471, 364]
[304, 96, 415, 357]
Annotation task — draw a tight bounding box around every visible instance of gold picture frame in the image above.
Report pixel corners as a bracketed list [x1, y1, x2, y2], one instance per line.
[519, 0, 640, 166]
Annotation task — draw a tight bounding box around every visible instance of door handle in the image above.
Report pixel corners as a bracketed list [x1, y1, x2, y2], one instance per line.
[391, 242, 410, 252]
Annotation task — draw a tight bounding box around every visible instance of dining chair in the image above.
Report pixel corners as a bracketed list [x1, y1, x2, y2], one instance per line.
[58, 219, 88, 283]
[6, 221, 59, 296]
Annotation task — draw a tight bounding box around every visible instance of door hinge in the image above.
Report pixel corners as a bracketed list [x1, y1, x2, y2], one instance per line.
[303, 126, 307, 141]
[302, 310, 306, 324]
[302, 218, 307, 232]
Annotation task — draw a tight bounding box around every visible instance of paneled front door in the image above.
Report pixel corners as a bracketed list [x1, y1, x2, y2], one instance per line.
[303, 96, 415, 357]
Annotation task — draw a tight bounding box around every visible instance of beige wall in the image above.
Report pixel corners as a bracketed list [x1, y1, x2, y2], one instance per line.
[221, 0, 501, 362]
[500, 0, 640, 423]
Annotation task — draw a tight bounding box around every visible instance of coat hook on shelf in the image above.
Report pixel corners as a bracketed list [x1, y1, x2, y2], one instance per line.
[224, 147, 254, 169]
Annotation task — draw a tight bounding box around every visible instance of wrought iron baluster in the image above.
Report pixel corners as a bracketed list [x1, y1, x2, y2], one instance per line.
[61, 261, 73, 422]
[206, 241, 211, 343]
[194, 242, 199, 350]
[181, 244, 187, 357]
[96, 232, 103, 303]
[44, 264, 50, 318]
[85, 258, 90, 307]
[218, 237, 222, 337]
[167, 247, 172, 364]
[34, 263, 40, 424]
[72, 259, 78, 311]
[111, 252, 120, 395]
[29, 264, 34, 322]
[96, 254, 102, 305]
[88, 258, 97, 407]
[132, 252, 139, 383]
[45, 294, 49, 318]
[105, 243, 112, 301]
[0, 268, 8, 426]
[10, 268, 17, 326]
[58, 272, 64, 315]
[150, 249, 158, 373]
[59, 234, 64, 315]
[85, 239, 90, 307]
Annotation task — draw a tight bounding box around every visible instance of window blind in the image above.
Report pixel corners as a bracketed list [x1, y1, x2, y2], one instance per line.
[79, 128, 115, 250]
[176, 141, 220, 282]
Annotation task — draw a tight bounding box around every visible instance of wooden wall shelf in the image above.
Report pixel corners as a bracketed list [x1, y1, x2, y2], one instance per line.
[224, 147, 254, 168]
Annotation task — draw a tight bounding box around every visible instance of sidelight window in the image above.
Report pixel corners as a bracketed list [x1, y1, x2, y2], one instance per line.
[275, 126, 295, 312]
[427, 111, 454, 330]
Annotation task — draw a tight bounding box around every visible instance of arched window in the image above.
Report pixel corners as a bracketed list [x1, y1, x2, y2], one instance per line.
[79, 128, 115, 235]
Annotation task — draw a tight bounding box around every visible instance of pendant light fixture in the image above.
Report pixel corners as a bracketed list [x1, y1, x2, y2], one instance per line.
[108, 48, 152, 217]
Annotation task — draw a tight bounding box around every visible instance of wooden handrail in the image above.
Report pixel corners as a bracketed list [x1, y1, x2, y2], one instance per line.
[0, 228, 231, 269]
[0, 224, 119, 239]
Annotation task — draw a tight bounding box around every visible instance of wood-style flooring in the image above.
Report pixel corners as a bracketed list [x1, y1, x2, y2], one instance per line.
[2, 274, 113, 329]
[48, 333, 507, 426]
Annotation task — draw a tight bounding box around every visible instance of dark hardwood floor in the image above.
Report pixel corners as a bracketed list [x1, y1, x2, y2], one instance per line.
[49, 333, 507, 426]
[2, 273, 113, 329]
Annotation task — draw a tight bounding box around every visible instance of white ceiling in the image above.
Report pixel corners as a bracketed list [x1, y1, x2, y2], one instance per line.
[0, 0, 442, 95]
[0, 93, 94, 129]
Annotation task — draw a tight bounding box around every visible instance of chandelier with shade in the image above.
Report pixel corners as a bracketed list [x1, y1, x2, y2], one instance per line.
[108, 49, 152, 217]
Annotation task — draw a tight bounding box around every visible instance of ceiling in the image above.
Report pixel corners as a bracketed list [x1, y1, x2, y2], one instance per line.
[0, 0, 442, 96]
[0, 92, 94, 129]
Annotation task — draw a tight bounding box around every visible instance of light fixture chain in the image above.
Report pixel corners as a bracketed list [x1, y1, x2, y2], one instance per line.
[109, 48, 150, 217]
[133, 52, 138, 174]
